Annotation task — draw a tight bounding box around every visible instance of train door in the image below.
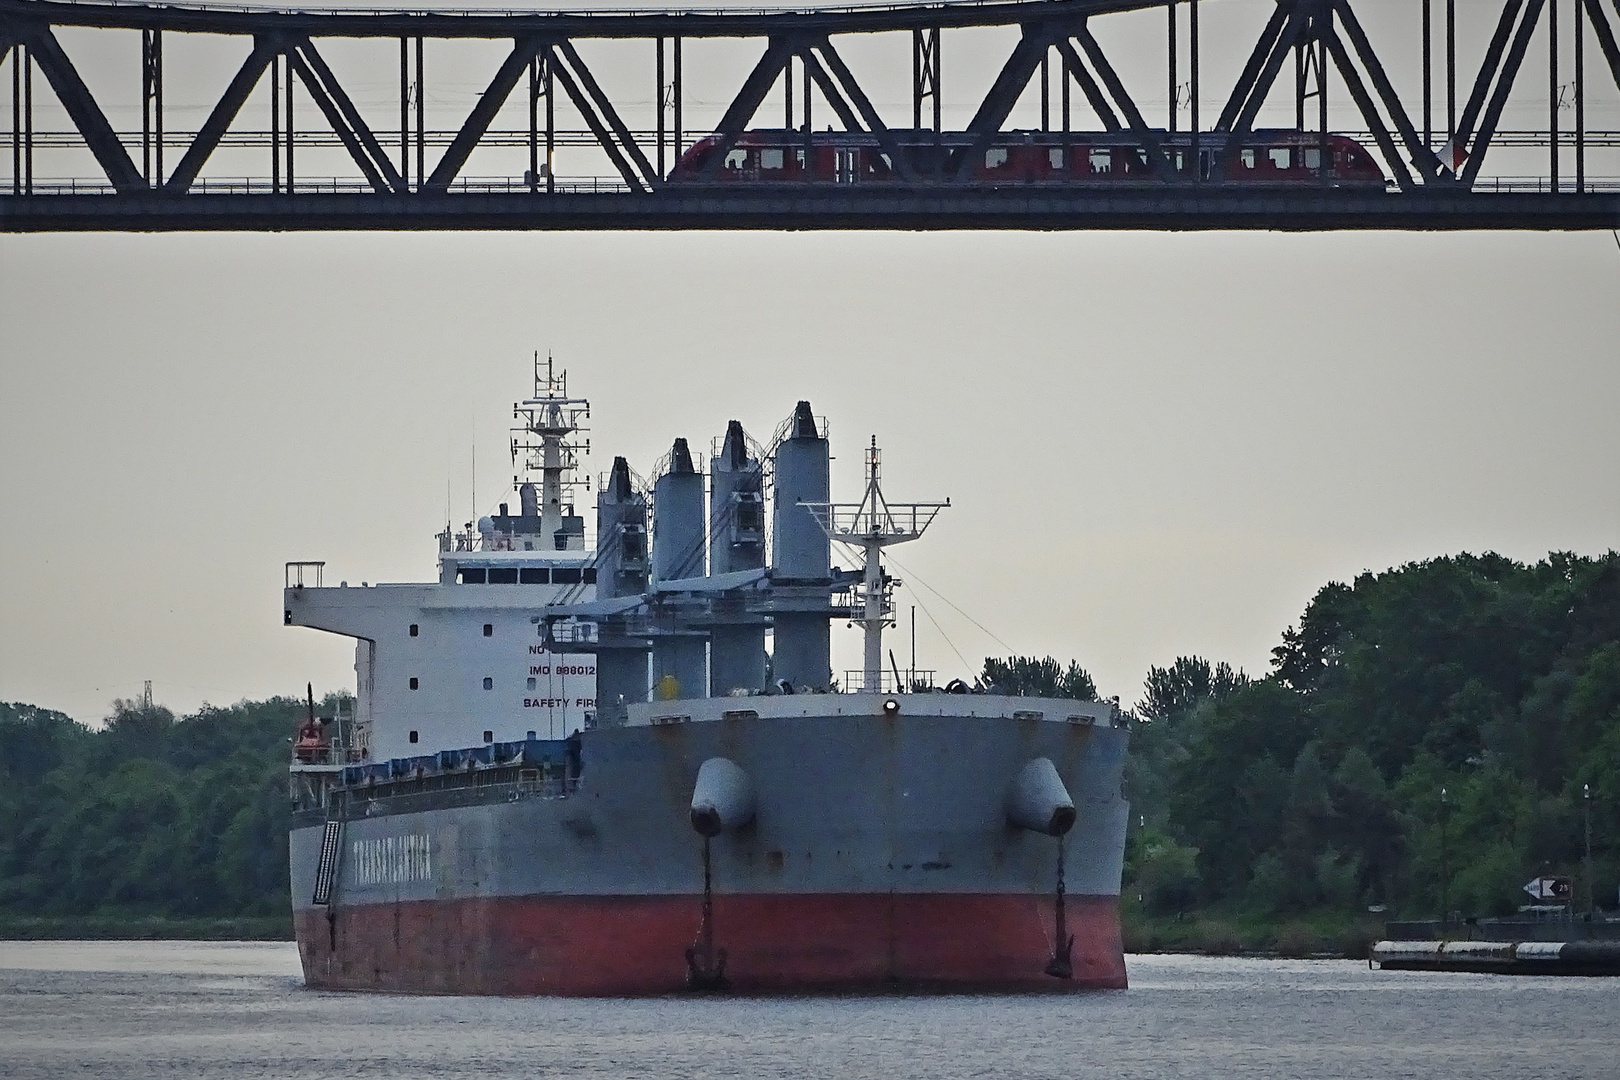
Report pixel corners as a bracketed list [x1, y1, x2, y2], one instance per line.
[836, 148, 857, 184]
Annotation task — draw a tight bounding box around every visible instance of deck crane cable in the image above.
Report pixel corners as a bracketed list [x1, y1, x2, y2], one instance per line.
[884, 550, 1016, 655]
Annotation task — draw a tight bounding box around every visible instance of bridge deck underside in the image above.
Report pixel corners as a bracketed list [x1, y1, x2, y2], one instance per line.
[6, 188, 1616, 231]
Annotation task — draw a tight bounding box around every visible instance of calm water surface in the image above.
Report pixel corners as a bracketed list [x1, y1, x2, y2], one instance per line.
[1, 941, 1616, 1079]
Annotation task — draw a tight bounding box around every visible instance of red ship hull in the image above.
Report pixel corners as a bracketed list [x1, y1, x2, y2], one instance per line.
[294, 892, 1126, 995]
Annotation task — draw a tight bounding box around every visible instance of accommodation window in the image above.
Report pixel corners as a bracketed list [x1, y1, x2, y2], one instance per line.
[483, 730, 494, 743]
[483, 624, 493, 637]
[409, 623, 419, 637]
[409, 730, 419, 743]
[520, 567, 549, 584]
[483, 677, 493, 690]
[409, 677, 419, 690]
[459, 567, 486, 584]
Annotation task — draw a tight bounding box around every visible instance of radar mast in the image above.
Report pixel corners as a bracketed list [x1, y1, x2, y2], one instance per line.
[511, 352, 590, 549]
[802, 438, 948, 693]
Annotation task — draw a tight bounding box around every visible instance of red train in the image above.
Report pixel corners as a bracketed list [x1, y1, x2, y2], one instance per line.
[669, 129, 1387, 187]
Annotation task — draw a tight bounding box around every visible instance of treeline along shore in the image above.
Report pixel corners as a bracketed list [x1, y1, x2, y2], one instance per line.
[3, 551, 1617, 952]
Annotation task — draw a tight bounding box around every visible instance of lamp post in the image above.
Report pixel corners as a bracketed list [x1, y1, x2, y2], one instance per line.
[1440, 786, 1449, 935]
[1585, 783, 1593, 916]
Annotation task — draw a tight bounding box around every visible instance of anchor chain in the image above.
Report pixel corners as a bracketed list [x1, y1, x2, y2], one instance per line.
[1044, 837, 1074, 979]
[685, 835, 729, 990]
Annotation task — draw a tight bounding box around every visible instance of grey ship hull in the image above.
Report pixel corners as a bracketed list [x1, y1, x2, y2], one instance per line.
[291, 697, 1129, 994]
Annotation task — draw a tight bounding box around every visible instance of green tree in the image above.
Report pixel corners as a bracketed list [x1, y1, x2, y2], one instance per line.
[981, 656, 1097, 700]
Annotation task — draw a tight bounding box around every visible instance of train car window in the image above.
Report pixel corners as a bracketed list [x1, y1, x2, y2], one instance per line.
[795, 149, 807, 169]
[836, 149, 857, 183]
[1089, 148, 1111, 173]
[878, 153, 893, 173]
[1304, 148, 1322, 171]
[761, 148, 784, 170]
[724, 149, 748, 170]
[1240, 148, 1256, 169]
[1049, 148, 1064, 169]
[985, 147, 1009, 169]
[1269, 147, 1292, 169]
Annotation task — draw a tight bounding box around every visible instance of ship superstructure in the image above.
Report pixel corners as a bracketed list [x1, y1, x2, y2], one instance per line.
[285, 368, 1130, 995]
[285, 357, 600, 761]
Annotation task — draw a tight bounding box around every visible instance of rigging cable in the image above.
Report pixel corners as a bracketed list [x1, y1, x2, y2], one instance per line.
[885, 550, 1017, 655]
[906, 586, 974, 678]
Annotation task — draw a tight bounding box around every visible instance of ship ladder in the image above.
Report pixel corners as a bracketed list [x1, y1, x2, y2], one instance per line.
[312, 818, 344, 906]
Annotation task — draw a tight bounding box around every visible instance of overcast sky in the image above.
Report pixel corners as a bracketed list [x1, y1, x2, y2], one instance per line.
[3, 2, 1619, 724]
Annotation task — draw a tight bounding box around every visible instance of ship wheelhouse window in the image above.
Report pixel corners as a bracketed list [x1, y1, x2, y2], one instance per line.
[409, 730, 419, 743]
[553, 567, 583, 585]
[488, 568, 519, 584]
[409, 624, 418, 637]
[459, 567, 487, 584]
[520, 567, 550, 584]
[483, 677, 493, 690]
[409, 677, 419, 690]
[483, 623, 493, 637]
[583, 568, 597, 584]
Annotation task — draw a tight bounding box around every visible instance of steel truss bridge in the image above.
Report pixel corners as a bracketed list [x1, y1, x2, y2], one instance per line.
[2, 0, 1619, 231]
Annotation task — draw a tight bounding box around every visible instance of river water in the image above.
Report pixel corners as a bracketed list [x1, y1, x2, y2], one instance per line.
[1, 942, 1616, 1079]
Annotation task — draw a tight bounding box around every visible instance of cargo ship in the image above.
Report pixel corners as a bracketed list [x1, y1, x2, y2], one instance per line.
[284, 360, 1129, 994]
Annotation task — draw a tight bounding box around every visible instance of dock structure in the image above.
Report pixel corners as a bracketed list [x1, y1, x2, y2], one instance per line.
[4, 0, 1620, 231]
[1373, 939, 1620, 976]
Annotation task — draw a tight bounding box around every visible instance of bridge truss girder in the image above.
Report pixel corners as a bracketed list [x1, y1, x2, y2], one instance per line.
[3, 0, 1620, 231]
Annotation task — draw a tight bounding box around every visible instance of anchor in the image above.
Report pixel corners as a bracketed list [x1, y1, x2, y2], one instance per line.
[685, 835, 729, 991]
[1044, 838, 1074, 980]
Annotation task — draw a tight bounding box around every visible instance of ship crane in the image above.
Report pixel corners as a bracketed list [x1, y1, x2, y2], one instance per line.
[801, 438, 948, 694]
